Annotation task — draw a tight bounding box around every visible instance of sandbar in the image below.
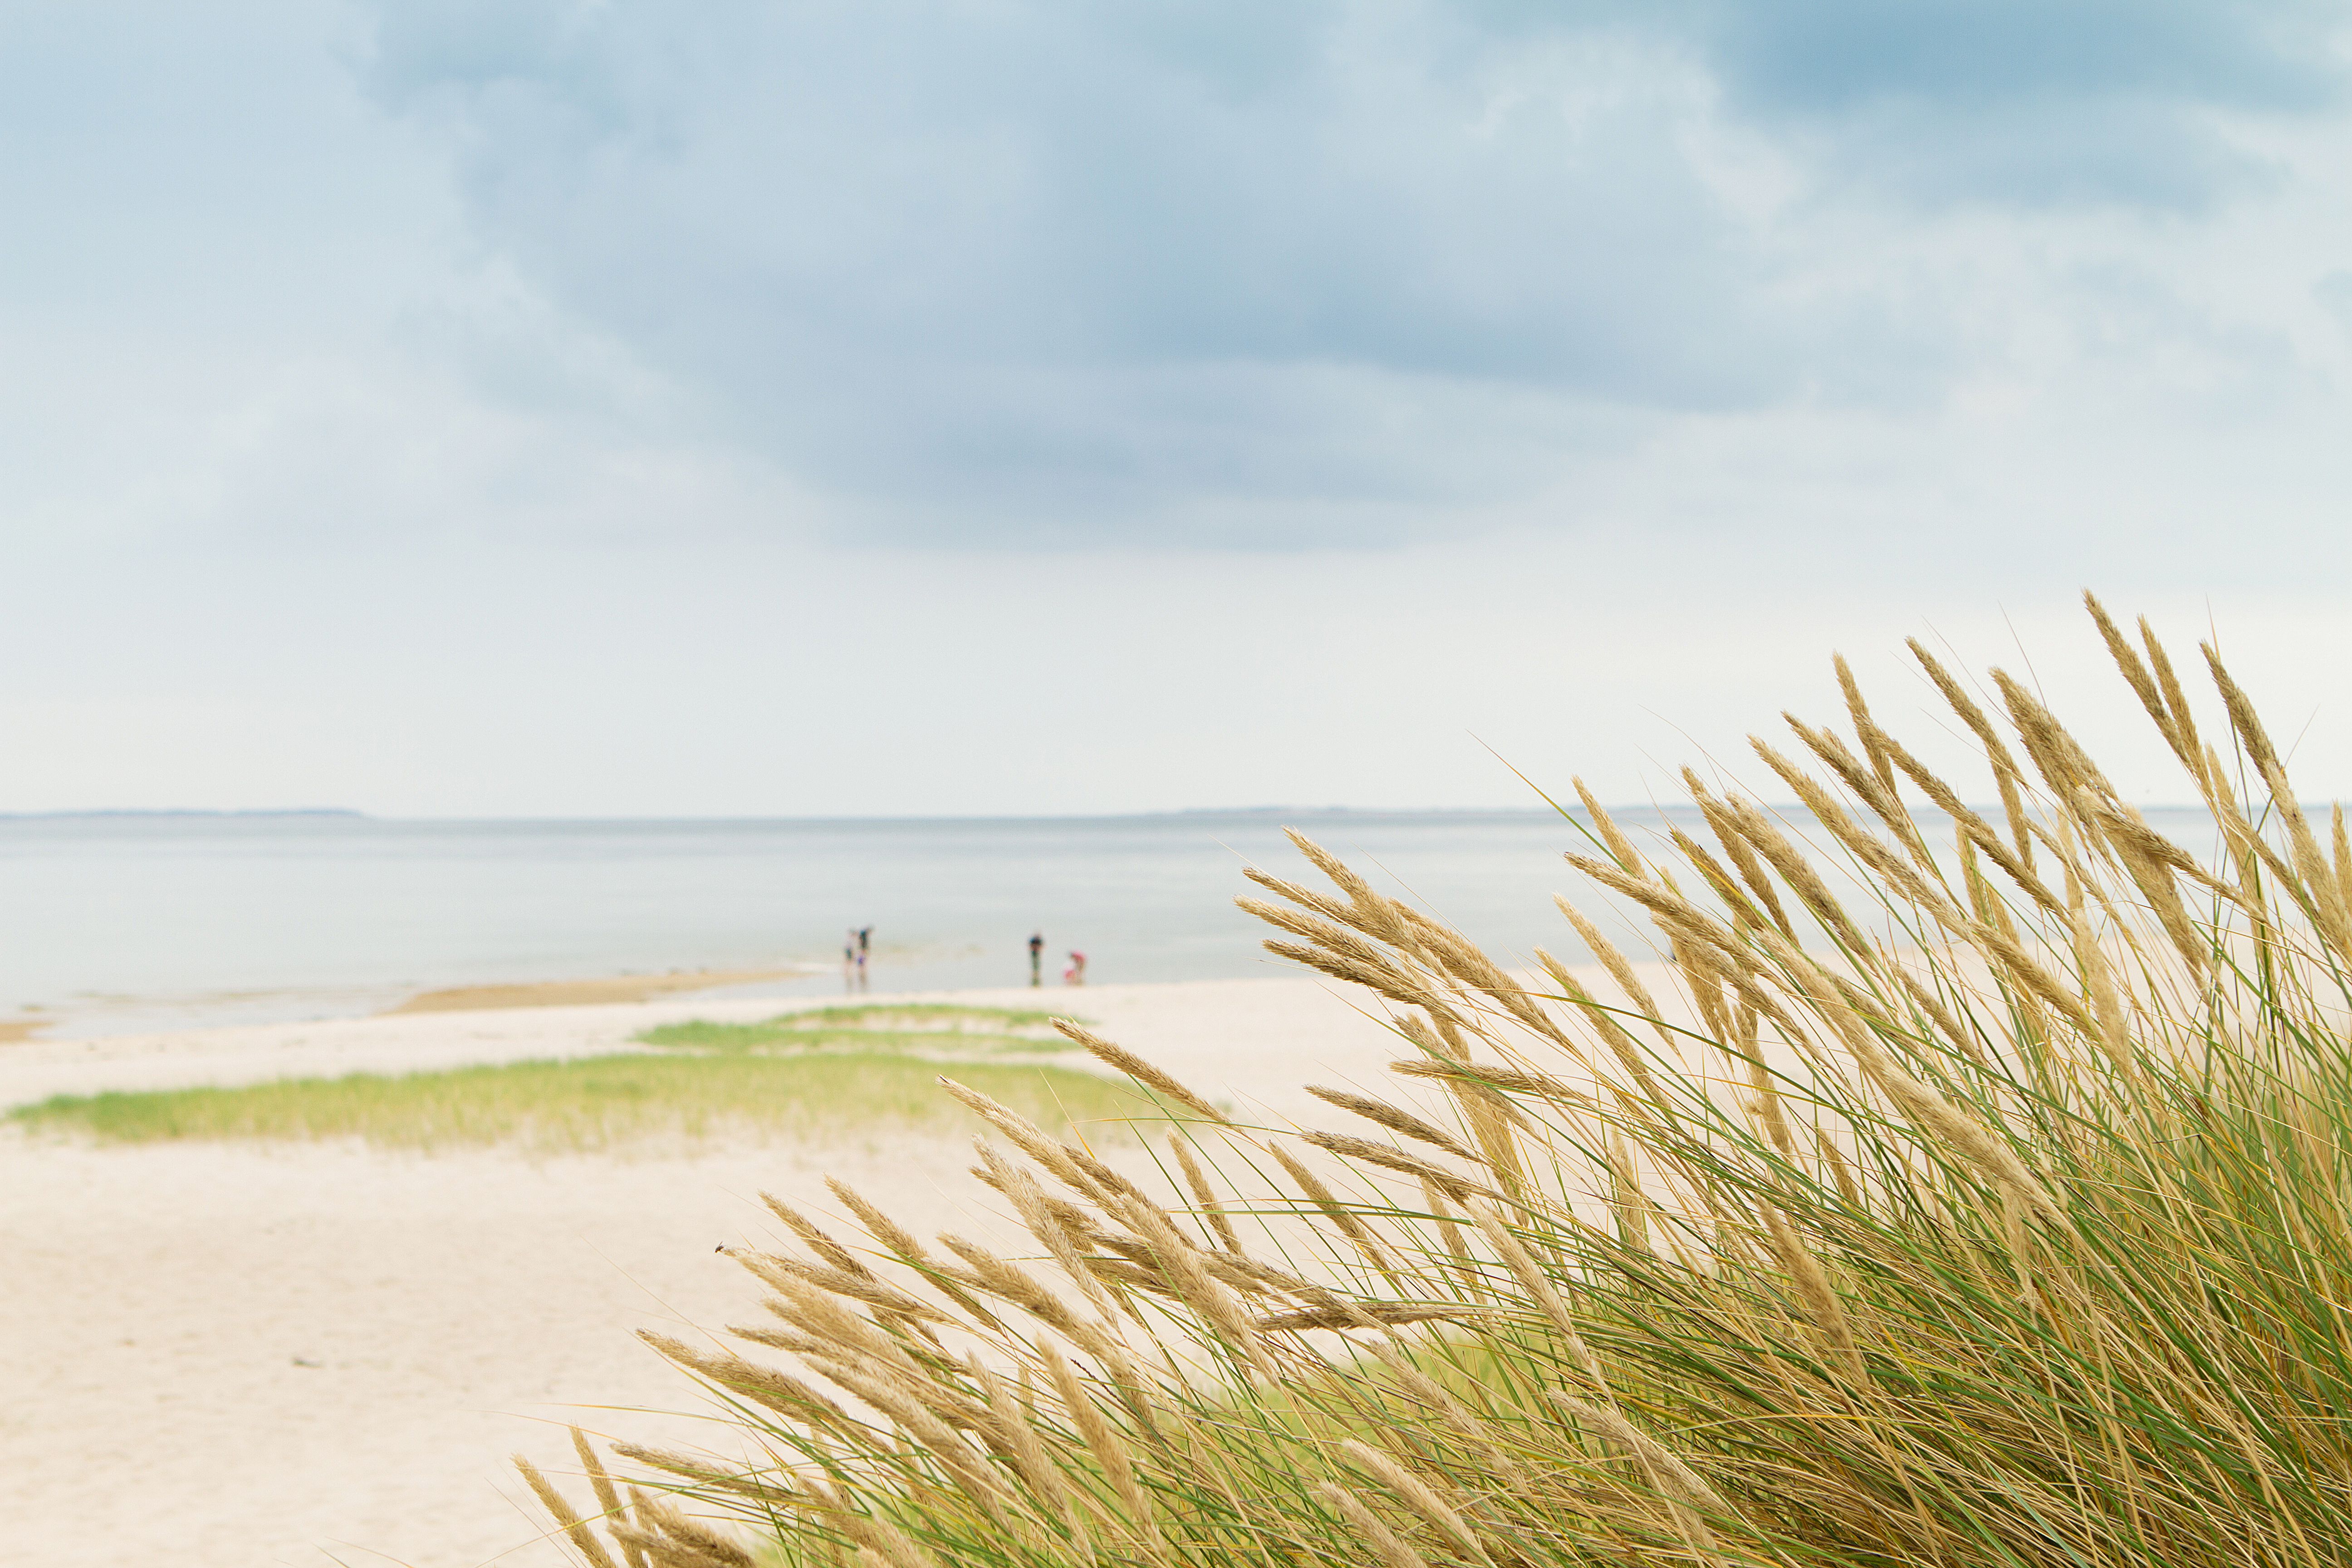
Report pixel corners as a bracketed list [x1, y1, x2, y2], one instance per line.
[385, 966, 807, 1014]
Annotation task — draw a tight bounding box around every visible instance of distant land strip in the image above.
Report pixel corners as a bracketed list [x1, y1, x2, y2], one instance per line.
[0, 808, 364, 820]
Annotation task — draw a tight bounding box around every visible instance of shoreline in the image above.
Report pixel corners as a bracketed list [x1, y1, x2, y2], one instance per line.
[0, 962, 837, 1048]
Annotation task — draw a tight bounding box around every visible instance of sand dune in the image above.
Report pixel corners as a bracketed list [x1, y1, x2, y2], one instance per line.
[1, 975, 1416, 1568]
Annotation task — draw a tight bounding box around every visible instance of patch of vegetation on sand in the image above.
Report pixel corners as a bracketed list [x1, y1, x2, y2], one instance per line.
[772, 1002, 1069, 1034]
[10, 1005, 1151, 1154]
[635, 1003, 1079, 1057]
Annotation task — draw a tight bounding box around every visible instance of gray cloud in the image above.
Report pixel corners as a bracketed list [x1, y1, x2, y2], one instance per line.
[355, 2, 1973, 542]
[1647, 0, 2343, 208]
[1698, 1, 2338, 111]
[340, 2, 2352, 545]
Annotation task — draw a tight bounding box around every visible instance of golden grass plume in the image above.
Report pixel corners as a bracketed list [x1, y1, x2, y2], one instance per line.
[524, 595, 2352, 1568]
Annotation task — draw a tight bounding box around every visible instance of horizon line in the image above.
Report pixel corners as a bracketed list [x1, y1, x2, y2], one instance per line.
[0, 802, 2233, 824]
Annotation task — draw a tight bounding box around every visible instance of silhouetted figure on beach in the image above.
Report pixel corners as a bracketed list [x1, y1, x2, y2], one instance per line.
[1028, 931, 1044, 987]
[1064, 950, 1087, 986]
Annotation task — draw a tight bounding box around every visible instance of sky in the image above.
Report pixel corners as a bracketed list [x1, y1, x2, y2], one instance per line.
[4, 0, 2351, 817]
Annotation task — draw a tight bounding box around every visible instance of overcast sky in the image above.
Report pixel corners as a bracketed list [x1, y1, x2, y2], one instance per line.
[5, 1, 2351, 816]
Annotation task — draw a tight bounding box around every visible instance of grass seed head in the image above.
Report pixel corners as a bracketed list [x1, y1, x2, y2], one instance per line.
[1314, 1482, 1433, 1568]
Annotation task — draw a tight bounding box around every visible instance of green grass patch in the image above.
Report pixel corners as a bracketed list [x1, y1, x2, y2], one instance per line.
[636, 1003, 1079, 1057]
[7, 1000, 1144, 1154]
[768, 1003, 1070, 1033]
[7, 1052, 1165, 1155]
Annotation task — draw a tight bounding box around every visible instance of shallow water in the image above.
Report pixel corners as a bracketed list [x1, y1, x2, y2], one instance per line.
[0, 805, 2228, 1038]
[0, 810, 1611, 1035]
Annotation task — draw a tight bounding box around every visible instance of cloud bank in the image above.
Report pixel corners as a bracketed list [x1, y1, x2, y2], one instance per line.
[332, 0, 2352, 546]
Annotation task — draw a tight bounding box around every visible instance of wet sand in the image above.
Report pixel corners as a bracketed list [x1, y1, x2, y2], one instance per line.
[385, 967, 809, 1014]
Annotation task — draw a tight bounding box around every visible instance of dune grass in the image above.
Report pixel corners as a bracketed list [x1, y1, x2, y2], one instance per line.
[522, 593, 2352, 1568]
[759, 1003, 1068, 1033]
[10, 1005, 1136, 1154]
[636, 1003, 1073, 1056]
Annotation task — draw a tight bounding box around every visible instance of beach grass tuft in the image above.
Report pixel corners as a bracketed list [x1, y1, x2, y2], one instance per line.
[520, 594, 2352, 1568]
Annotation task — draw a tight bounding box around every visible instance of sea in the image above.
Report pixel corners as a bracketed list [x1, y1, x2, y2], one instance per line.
[0, 805, 2234, 1039]
[0, 809, 1640, 1038]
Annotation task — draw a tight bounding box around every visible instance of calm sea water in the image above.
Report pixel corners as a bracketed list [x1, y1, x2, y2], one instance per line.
[0, 806, 2230, 1039]
[0, 810, 1635, 1037]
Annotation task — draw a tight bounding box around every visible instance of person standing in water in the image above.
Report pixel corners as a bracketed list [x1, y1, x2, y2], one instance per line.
[1028, 931, 1044, 987]
[1064, 950, 1087, 985]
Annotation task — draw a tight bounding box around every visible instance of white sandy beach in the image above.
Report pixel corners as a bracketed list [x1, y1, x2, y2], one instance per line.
[1, 975, 1425, 1568]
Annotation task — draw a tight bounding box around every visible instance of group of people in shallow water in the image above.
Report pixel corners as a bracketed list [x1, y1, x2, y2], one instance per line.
[1029, 931, 1084, 987]
[840, 926, 1085, 989]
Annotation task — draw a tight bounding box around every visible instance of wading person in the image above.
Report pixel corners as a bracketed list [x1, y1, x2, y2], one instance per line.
[1028, 931, 1044, 986]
